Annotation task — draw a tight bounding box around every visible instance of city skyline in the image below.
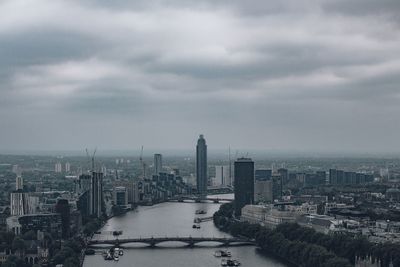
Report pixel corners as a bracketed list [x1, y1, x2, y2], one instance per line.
[1, 0, 400, 153]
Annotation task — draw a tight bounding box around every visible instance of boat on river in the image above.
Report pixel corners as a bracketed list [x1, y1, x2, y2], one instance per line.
[195, 209, 207, 215]
[221, 259, 241, 266]
[214, 250, 231, 257]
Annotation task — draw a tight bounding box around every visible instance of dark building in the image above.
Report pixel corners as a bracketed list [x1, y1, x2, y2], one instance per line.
[272, 175, 282, 200]
[277, 168, 289, 185]
[329, 169, 337, 185]
[196, 134, 207, 195]
[55, 199, 70, 238]
[329, 169, 374, 185]
[255, 169, 272, 181]
[90, 171, 103, 218]
[234, 158, 254, 216]
[77, 190, 90, 222]
[154, 154, 162, 175]
[7, 214, 62, 238]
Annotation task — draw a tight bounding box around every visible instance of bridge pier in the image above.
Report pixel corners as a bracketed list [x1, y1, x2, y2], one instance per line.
[149, 238, 156, 248]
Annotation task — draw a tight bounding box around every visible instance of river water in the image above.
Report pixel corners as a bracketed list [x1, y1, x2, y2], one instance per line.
[83, 195, 286, 267]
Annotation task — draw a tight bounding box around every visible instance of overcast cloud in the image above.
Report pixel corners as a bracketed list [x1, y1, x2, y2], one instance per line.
[1, 0, 400, 153]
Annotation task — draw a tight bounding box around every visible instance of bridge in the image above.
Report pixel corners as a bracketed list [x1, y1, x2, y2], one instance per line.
[88, 236, 255, 248]
[167, 195, 232, 203]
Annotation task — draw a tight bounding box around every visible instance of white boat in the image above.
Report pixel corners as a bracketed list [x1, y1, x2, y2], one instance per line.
[119, 249, 124, 256]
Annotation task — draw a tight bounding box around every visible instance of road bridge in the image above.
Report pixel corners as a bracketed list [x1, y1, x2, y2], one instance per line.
[88, 236, 255, 248]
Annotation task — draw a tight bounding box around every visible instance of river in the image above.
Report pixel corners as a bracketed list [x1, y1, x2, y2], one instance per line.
[83, 195, 287, 267]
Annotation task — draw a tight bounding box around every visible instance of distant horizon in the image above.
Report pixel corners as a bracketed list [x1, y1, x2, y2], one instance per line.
[1, 148, 400, 158]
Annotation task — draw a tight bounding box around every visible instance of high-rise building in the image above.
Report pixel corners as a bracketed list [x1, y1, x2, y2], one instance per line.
[65, 162, 71, 173]
[10, 192, 29, 216]
[16, 176, 23, 190]
[55, 162, 62, 173]
[113, 180, 139, 204]
[55, 199, 70, 238]
[277, 168, 288, 185]
[234, 158, 254, 216]
[214, 166, 230, 186]
[90, 172, 103, 218]
[196, 134, 207, 195]
[113, 186, 128, 206]
[154, 154, 162, 175]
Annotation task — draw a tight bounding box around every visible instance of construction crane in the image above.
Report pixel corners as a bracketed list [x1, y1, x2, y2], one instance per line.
[86, 148, 97, 172]
[140, 146, 146, 179]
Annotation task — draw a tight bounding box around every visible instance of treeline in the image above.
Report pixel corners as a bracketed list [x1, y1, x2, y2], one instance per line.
[214, 203, 400, 267]
[275, 223, 400, 267]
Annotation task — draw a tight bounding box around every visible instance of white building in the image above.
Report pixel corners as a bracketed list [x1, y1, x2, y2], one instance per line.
[297, 214, 341, 234]
[10, 192, 29, 216]
[16, 176, 23, 190]
[65, 162, 71, 173]
[215, 166, 230, 186]
[241, 205, 269, 224]
[55, 162, 62, 173]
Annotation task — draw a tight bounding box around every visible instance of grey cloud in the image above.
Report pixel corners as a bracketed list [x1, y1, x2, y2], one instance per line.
[0, 0, 399, 152]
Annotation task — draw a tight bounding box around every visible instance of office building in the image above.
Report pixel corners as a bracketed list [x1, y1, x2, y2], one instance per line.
[272, 175, 282, 201]
[277, 168, 288, 185]
[154, 154, 162, 175]
[196, 134, 207, 195]
[113, 180, 140, 204]
[254, 180, 273, 203]
[114, 186, 128, 206]
[234, 158, 254, 216]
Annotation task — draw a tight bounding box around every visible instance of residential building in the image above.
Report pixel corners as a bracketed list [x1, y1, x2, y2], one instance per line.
[196, 134, 207, 195]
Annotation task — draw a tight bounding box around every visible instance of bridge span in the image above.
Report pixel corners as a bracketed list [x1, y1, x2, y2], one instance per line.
[167, 196, 232, 203]
[88, 236, 255, 248]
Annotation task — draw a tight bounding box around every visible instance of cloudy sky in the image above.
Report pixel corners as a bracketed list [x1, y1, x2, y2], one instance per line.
[1, 0, 400, 154]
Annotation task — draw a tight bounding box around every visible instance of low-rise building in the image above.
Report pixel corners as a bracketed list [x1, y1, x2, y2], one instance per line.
[6, 213, 62, 238]
[241, 205, 269, 224]
[298, 214, 341, 234]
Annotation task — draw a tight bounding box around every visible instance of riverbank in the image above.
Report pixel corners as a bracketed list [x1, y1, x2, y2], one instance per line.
[213, 203, 353, 267]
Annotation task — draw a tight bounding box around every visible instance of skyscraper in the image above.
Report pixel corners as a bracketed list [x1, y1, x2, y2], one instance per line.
[90, 171, 103, 218]
[234, 157, 254, 216]
[196, 134, 207, 195]
[215, 166, 230, 186]
[154, 154, 162, 175]
[16, 175, 23, 190]
[55, 162, 62, 173]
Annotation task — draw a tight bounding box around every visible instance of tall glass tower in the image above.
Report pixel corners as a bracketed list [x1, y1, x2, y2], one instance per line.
[234, 157, 254, 216]
[196, 134, 207, 195]
[154, 153, 162, 175]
